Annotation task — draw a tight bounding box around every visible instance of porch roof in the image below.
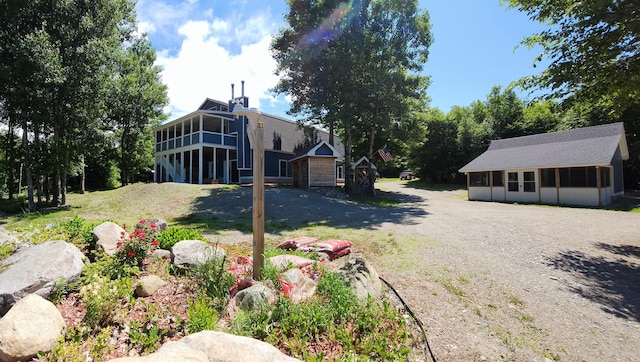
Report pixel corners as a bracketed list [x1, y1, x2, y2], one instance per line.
[459, 122, 628, 173]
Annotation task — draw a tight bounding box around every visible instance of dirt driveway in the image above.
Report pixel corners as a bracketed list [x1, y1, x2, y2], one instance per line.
[203, 182, 640, 361]
[371, 182, 640, 362]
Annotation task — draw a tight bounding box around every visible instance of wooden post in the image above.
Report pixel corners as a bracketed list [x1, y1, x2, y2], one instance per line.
[252, 120, 265, 280]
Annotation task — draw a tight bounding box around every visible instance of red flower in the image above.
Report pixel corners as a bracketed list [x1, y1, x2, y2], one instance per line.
[139, 219, 147, 224]
[120, 231, 125, 236]
[116, 242, 122, 249]
[128, 251, 135, 258]
[151, 240, 159, 247]
[123, 224, 126, 229]
[150, 223, 156, 229]
[129, 234, 134, 239]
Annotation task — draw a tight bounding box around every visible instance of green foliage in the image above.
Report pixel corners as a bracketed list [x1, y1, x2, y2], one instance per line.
[58, 216, 96, 253]
[157, 226, 205, 250]
[186, 293, 219, 333]
[115, 220, 161, 267]
[128, 320, 168, 355]
[502, 0, 640, 114]
[188, 250, 236, 312]
[48, 325, 114, 362]
[231, 269, 409, 360]
[272, 0, 433, 192]
[0, 243, 14, 262]
[80, 273, 133, 328]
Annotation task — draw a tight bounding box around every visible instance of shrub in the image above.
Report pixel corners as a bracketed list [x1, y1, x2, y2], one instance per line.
[156, 226, 205, 250]
[58, 216, 96, 253]
[80, 274, 132, 328]
[231, 268, 410, 360]
[115, 220, 160, 267]
[186, 293, 219, 333]
[188, 249, 235, 312]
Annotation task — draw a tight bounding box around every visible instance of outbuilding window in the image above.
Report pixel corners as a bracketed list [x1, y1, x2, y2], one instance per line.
[523, 171, 536, 192]
[508, 172, 518, 191]
[469, 172, 489, 186]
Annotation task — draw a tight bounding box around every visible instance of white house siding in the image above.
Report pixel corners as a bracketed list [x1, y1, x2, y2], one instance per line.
[540, 188, 558, 204]
[558, 188, 600, 206]
[467, 186, 506, 202]
[492, 187, 506, 201]
[468, 187, 492, 201]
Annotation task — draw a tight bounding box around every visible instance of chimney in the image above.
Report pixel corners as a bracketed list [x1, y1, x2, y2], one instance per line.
[241, 80, 245, 97]
[231, 83, 235, 99]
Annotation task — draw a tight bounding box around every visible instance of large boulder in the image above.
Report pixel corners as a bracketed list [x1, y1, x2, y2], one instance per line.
[0, 240, 85, 315]
[171, 240, 226, 267]
[93, 221, 126, 256]
[109, 331, 300, 362]
[332, 253, 381, 299]
[0, 294, 65, 362]
[235, 283, 276, 311]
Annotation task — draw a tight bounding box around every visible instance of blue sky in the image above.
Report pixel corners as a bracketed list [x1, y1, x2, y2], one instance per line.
[135, 0, 549, 119]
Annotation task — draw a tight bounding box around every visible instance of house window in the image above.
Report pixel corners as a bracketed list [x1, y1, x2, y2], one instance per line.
[337, 165, 344, 179]
[469, 172, 489, 186]
[492, 171, 504, 187]
[279, 160, 287, 177]
[508, 172, 518, 191]
[523, 171, 535, 192]
[541, 168, 556, 187]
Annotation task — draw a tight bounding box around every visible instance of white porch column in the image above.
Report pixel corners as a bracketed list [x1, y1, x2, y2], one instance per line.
[198, 114, 203, 184]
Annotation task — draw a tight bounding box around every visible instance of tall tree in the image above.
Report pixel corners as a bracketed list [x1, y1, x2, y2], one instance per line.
[272, 0, 432, 193]
[502, 0, 640, 115]
[107, 37, 167, 186]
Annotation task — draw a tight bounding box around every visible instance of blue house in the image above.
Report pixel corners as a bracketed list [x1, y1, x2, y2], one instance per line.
[153, 85, 344, 186]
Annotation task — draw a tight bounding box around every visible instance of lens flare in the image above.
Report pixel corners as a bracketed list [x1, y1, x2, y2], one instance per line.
[297, 0, 361, 52]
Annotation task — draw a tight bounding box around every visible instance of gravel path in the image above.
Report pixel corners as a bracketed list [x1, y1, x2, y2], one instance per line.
[203, 182, 640, 361]
[372, 182, 640, 362]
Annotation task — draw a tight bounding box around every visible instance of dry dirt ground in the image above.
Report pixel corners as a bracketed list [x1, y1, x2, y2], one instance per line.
[199, 181, 640, 362]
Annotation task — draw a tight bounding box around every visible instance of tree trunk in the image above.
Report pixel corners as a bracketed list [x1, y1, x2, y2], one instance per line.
[21, 116, 35, 212]
[6, 121, 15, 200]
[367, 124, 377, 196]
[80, 155, 85, 194]
[61, 146, 69, 205]
[344, 117, 353, 194]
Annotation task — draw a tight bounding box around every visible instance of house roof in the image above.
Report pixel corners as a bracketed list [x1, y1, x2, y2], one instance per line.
[459, 122, 629, 173]
[351, 156, 376, 170]
[289, 140, 341, 162]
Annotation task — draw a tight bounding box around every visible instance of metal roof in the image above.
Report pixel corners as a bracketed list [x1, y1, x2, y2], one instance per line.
[459, 122, 628, 173]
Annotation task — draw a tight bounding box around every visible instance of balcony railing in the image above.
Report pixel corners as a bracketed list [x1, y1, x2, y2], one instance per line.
[155, 132, 237, 152]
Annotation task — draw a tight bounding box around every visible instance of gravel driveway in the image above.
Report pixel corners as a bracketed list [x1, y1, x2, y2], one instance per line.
[203, 182, 640, 361]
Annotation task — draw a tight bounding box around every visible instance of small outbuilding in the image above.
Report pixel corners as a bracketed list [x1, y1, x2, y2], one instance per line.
[291, 140, 342, 188]
[458, 122, 629, 206]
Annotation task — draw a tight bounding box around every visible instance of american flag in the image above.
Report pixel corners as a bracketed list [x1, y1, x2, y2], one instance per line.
[377, 146, 393, 163]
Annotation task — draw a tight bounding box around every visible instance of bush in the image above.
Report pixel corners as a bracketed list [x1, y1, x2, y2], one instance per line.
[115, 220, 161, 267]
[157, 226, 205, 250]
[186, 293, 219, 333]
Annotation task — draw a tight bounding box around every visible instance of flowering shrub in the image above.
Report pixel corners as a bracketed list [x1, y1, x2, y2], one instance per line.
[115, 220, 160, 266]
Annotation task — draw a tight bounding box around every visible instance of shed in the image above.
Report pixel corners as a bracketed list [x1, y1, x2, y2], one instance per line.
[458, 122, 629, 206]
[291, 140, 341, 188]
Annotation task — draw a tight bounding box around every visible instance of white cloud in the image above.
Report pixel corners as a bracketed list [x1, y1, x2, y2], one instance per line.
[156, 16, 280, 118]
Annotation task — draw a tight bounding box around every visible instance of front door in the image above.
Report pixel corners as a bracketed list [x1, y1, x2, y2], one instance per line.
[506, 170, 538, 203]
